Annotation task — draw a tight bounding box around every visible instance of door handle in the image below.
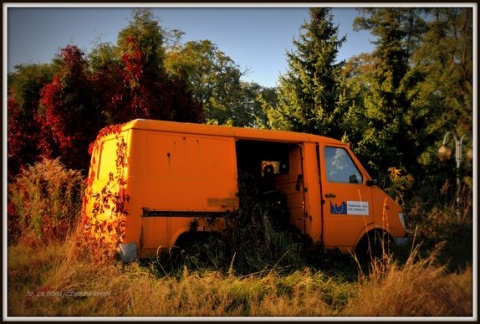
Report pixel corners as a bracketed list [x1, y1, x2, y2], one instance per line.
[325, 193, 336, 198]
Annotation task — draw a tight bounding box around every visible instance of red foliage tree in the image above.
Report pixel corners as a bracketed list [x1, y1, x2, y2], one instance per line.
[39, 45, 102, 172]
[107, 35, 204, 124]
[7, 63, 53, 181]
[7, 98, 40, 180]
[114, 35, 172, 122]
[11, 10, 206, 177]
[167, 76, 204, 123]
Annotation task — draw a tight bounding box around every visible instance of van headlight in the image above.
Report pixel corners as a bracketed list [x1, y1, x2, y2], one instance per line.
[399, 212, 407, 231]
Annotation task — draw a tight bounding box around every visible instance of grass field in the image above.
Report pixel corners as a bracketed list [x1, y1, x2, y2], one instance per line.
[7, 236, 473, 318]
[6, 158, 475, 318]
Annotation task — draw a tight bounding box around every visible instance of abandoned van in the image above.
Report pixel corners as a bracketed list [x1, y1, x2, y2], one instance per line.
[83, 119, 408, 262]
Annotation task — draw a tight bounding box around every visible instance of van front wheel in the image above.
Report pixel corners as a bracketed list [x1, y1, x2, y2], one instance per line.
[354, 230, 395, 263]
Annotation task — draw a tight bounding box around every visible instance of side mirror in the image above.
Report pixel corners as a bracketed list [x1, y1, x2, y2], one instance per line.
[366, 179, 377, 186]
[349, 174, 359, 184]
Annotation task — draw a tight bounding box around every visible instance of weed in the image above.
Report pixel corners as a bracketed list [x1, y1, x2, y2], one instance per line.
[8, 157, 84, 246]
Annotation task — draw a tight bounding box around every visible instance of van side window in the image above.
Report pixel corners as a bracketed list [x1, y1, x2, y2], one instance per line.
[324, 147, 363, 184]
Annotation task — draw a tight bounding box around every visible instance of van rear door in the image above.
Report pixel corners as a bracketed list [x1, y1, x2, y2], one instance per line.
[320, 145, 374, 251]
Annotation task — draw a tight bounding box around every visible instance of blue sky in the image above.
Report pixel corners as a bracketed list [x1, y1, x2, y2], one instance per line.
[6, 4, 377, 88]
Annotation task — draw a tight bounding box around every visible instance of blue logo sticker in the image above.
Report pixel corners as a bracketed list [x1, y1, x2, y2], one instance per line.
[330, 201, 347, 214]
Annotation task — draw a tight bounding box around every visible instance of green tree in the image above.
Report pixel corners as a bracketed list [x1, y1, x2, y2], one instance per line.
[88, 42, 124, 124]
[262, 8, 346, 138]
[165, 39, 246, 125]
[337, 53, 375, 147]
[412, 8, 473, 144]
[345, 8, 425, 180]
[254, 86, 277, 129]
[114, 8, 172, 121]
[342, 7, 472, 211]
[117, 8, 166, 81]
[410, 8, 473, 209]
[235, 82, 276, 128]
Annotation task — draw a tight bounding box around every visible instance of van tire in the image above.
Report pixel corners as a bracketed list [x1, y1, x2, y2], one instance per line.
[354, 230, 395, 263]
[155, 231, 224, 272]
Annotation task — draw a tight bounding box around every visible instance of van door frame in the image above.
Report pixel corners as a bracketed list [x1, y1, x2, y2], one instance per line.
[298, 144, 307, 234]
[319, 144, 374, 252]
[299, 142, 323, 243]
[316, 143, 325, 245]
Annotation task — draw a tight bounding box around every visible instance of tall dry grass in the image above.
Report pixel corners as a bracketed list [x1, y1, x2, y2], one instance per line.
[7, 235, 473, 317]
[6, 158, 474, 318]
[8, 157, 84, 246]
[345, 245, 473, 316]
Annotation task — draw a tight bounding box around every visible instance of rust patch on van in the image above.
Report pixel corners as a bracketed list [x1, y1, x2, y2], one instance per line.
[207, 198, 239, 209]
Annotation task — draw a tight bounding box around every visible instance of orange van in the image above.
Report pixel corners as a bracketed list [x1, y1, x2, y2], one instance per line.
[82, 119, 408, 262]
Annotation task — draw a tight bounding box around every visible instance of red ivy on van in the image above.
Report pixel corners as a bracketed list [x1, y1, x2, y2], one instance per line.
[77, 123, 130, 263]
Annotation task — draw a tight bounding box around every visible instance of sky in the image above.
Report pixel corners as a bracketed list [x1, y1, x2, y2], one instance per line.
[5, 4, 377, 88]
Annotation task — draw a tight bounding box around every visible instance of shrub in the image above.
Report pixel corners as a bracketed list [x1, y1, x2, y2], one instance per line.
[8, 157, 85, 246]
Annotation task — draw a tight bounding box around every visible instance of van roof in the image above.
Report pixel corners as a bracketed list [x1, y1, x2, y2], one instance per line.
[122, 119, 345, 146]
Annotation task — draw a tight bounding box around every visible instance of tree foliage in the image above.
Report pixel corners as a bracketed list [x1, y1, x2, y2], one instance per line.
[410, 7, 473, 209]
[38, 45, 100, 172]
[7, 7, 473, 214]
[112, 8, 203, 124]
[8, 8, 204, 176]
[7, 64, 55, 180]
[262, 8, 346, 138]
[341, 7, 472, 210]
[411, 8, 473, 137]
[165, 39, 245, 125]
[342, 8, 424, 177]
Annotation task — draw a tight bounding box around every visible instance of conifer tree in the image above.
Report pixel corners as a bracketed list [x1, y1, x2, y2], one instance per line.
[263, 8, 346, 138]
[346, 8, 424, 177]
